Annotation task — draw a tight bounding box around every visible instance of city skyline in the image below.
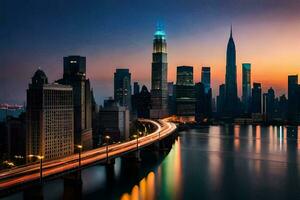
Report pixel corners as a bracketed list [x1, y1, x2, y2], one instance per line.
[1, 0, 300, 104]
[1, 1, 300, 199]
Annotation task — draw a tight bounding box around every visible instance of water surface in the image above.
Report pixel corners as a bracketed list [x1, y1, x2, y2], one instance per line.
[3, 125, 300, 200]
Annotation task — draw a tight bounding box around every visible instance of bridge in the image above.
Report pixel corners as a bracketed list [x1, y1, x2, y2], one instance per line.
[0, 118, 177, 195]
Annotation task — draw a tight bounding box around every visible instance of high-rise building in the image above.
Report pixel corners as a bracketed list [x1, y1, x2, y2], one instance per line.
[6, 114, 26, 160]
[251, 83, 262, 114]
[174, 66, 195, 116]
[242, 63, 251, 113]
[136, 85, 151, 118]
[91, 90, 100, 147]
[99, 99, 130, 142]
[177, 66, 193, 85]
[195, 82, 212, 123]
[114, 69, 132, 111]
[262, 93, 268, 116]
[279, 94, 288, 120]
[201, 67, 211, 94]
[0, 113, 26, 162]
[201, 66, 212, 116]
[150, 24, 168, 118]
[288, 75, 299, 123]
[132, 82, 140, 119]
[167, 82, 176, 115]
[58, 56, 93, 150]
[27, 69, 74, 161]
[265, 88, 275, 121]
[133, 82, 140, 95]
[224, 27, 238, 117]
[217, 84, 226, 116]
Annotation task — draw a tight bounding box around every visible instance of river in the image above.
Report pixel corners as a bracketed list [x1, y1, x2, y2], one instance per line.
[3, 125, 300, 200]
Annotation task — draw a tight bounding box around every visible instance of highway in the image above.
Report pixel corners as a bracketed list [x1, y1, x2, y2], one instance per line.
[0, 118, 177, 190]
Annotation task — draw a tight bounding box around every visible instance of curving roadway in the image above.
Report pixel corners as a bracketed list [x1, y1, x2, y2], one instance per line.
[0, 118, 177, 190]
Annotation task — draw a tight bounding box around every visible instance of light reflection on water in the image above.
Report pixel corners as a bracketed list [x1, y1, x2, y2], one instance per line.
[119, 138, 182, 200]
[2, 125, 300, 200]
[117, 125, 300, 200]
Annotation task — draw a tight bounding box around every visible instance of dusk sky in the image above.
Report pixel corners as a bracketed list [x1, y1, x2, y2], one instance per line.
[1, 0, 300, 104]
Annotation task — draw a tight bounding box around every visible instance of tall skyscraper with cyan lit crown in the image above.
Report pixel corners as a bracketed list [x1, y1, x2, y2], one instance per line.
[150, 24, 168, 118]
[224, 27, 238, 117]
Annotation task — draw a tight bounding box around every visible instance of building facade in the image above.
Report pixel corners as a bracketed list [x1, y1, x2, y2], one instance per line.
[58, 55, 93, 150]
[224, 27, 238, 117]
[150, 25, 168, 118]
[136, 85, 151, 118]
[195, 82, 212, 123]
[27, 69, 74, 161]
[174, 66, 195, 116]
[242, 63, 251, 114]
[114, 69, 132, 110]
[133, 82, 140, 95]
[251, 82, 262, 114]
[201, 67, 211, 94]
[288, 75, 299, 123]
[99, 99, 130, 142]
[217, 84, 226, 116]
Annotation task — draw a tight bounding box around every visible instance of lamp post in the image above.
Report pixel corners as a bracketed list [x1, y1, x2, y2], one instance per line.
[3, 160, 15, 169]
[134, 132, 142, 162]
[105, 135, 111, 163]
[28, 154, 44, 184]
[75, 145, 83, 169]
[159, 130, 161, 140]
[132, 134, 138, 151]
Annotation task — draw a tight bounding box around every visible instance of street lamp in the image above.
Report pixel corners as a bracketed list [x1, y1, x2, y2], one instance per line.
[133, 132, 142, 162]
[75, 145, 83, 169]
[3, 160, 15, 169]
[105, 135, 111, 163]
[28, 154, 44, 184]
[132, 134, 139, 152]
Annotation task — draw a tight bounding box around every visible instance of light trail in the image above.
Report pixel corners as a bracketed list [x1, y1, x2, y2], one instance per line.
[0, 118, 176, 190]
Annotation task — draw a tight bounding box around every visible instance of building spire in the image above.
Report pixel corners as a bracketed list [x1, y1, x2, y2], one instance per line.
[230, 24, 233, 38]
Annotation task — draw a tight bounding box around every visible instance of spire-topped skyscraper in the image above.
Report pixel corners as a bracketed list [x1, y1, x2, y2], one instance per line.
[150, 23, 168, 118]
[224, 26, 238, 117]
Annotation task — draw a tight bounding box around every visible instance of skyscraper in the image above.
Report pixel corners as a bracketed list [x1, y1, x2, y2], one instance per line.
[251, 82, 262, 114]
[217, 84, 226, 116]
[174, 66, 195, 116]
[114, 68, 132, 110]
[177, 66, 193, 85]
[136, 86, 151, 118]
[224, 27, 238, 117]
[201, 67, 211, 94]
[132, 81, 140, 118]
[133, 82, 140, 95]
[167, 82, 176, 115]
[242, 63, 251, 113]
[288, 75, 299, 123]
[99, 99, 130, 142]
[27, 69, 74, 161]
[201, 66, 212, 117]
[195, 82, 211, 123]
[150, 24, 168, 118]
[266, 87, 275, 121]
[58, 56, 93, 150]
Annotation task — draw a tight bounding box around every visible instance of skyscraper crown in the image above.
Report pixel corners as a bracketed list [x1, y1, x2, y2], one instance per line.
[154, 22, 166, 39]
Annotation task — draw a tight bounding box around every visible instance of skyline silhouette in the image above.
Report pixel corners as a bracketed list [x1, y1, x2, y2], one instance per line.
[1, 0, 300, 104]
